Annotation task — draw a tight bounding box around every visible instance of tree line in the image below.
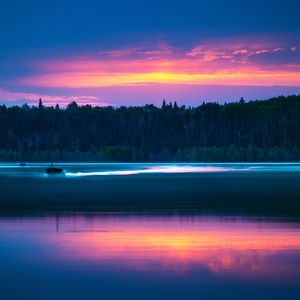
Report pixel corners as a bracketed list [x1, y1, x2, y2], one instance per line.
[0, 95, 300, 162]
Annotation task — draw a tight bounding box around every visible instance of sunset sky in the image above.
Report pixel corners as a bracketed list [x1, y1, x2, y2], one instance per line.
[1, 0, 300, 107]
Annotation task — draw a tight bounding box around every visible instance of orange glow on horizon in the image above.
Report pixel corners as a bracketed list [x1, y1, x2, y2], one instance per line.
[18, 70, 300, 88]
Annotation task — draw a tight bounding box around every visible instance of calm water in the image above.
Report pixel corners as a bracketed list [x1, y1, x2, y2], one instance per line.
[0, 163, 300, 299]
[1, 163, 300, 211]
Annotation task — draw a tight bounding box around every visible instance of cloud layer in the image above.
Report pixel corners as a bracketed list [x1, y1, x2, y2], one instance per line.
[14, 39, 300, 89]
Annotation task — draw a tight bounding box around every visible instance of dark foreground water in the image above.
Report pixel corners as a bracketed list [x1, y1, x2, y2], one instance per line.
[1, 163, 300, 212]
[0, 163, 300, 299]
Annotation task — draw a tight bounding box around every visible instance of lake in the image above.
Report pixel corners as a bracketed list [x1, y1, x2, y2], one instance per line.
[0, 163, 300, 299]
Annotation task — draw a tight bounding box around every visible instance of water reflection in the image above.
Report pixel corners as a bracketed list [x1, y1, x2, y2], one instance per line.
[1, 213, 299, 280]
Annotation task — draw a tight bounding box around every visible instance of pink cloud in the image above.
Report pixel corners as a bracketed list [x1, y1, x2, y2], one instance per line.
[186, 47, 227, 62]
[233, 49, 248, 54]
[291, 47, 296, 51]
[0, 89, 113, 107]
[186, 42, 286, 62]
[222, 55, 234, 59]
[97, 45, 173, 58]
[186, 46, 203, 56]
[256, 50, 269, 54]
[137, 50, 172, 55]
[98, 50, 133, 57]
[253, 47, 287, 55]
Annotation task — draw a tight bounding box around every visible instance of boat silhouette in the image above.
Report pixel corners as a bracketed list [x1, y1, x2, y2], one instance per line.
[45, 164, 65, 175]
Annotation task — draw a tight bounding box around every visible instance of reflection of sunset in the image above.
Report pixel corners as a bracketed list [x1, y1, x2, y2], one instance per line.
[29, 216, 300, 277]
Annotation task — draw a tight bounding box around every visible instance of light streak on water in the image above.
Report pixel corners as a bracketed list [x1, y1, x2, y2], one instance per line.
[66, 165, 250, 177]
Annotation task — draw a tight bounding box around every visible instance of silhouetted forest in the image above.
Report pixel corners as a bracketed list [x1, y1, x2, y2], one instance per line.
[1, 95, 300, 162]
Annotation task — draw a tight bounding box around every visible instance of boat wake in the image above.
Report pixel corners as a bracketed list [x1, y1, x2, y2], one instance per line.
[66, 165, 250, 177]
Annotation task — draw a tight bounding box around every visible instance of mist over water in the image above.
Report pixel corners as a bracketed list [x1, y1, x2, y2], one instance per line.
[1, 163, 300, 299]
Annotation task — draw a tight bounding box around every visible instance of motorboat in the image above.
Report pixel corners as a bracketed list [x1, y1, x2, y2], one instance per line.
[45, 164, 65, 175]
